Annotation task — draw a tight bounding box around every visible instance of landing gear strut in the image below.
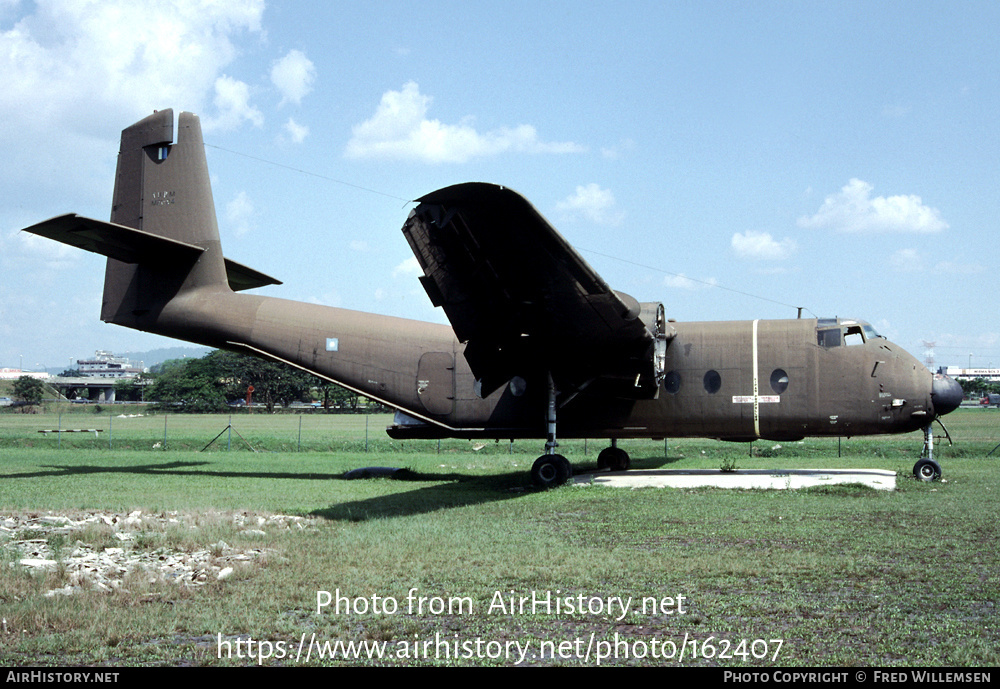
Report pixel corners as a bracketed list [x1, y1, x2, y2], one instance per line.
[531, 374, 573, 488]
[913, 424, 942, 482]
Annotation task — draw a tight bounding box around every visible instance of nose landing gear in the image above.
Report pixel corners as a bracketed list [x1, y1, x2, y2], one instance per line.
[913, 457, 942, 482]
[913, 422, 950, 481]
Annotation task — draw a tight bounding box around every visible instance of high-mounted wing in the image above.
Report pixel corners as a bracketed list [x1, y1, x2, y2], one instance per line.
[402, 182, 668, 399]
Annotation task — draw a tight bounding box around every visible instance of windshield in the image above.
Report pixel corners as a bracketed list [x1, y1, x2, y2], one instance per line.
[816, 318, 881, 347]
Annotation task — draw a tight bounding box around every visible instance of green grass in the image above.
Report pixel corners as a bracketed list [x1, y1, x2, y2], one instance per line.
[0, 409, 998, 666]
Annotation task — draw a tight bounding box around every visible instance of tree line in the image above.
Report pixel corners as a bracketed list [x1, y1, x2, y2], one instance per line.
[140, 350, 365, 413]
[957, 377, 1000, 398]
[33, 351, 368, 413]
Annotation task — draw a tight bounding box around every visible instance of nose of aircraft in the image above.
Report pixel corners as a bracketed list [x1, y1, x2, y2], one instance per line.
[931, 373, 963, 417]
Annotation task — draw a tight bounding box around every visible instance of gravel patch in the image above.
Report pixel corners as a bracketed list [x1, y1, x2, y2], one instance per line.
[1, 510, 318, 596]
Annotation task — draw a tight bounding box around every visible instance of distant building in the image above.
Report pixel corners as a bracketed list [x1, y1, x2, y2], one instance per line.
[76, 350, 145, 379]
[942, 366, 1000, 383]
[0, 368, 49, 380]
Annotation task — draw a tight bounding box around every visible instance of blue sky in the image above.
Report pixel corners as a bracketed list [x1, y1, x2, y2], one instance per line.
[1, 0, 997, 373]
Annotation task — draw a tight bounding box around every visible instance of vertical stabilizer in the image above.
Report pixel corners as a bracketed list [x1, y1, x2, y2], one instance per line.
[102, 110, 229, 327]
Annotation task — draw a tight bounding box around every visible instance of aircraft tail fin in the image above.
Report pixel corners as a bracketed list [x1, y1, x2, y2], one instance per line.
[22, 109, 279, 330]
[102, 109, 228, 327]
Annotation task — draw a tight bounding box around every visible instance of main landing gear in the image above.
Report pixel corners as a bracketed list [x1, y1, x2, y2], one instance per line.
[913, 423, 946, 482]
[531, 442, 632, 488]
[531, 454, 573, 487]
[597, 439, 630, 472]
[529, 375, 632, 488]
[531, 374, 572, 489]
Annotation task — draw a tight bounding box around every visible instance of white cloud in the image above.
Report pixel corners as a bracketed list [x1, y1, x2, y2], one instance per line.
[17, 230, 78, 269]
[798, 179, 948, 234]
[890, 248, 924, 272]
[345, 81, 585, 163]
[0, 0, 265, 133]
[282, 117, 309, 143]
[225, 191, 256, 237]
[601, 138, 636, 159]
[663, 274, 718, 291]
[392, 256, 422, 279]
[731, 231, 796, 260]
[203, 75, 263, 132]
[270, 49, 316, 106]
[307, 291, 342, 308]
[556, 184, 625, 226]
[890, 249, 985, 275]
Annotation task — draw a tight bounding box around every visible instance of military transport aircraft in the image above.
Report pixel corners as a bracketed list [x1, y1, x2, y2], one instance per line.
[22, 109, 963, 487]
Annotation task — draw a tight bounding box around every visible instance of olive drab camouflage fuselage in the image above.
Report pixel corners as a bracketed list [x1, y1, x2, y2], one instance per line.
[22, 110, 963, 485]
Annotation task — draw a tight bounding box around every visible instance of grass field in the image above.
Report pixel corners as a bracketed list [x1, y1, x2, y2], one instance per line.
[1, 408, 997, 666]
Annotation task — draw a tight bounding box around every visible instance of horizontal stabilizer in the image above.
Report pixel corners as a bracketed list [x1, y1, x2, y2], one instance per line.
[22, 214, 281, 292]
[23, 214, 204, 265]
[223, 257, 283, 291]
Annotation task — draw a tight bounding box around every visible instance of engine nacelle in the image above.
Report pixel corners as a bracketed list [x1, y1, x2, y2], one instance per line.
[588, 300, 672, 400]
[637, 301, 670, 393]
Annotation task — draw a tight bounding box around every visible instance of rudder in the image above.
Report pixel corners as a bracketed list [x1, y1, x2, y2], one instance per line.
[102, 109, 229, 327]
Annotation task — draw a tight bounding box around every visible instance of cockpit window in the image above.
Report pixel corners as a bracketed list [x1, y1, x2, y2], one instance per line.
[862, 324, 881, 340]
[817, 319, 881, 348]
[844, 325, 864, 346]
[817, 327, 841, 347]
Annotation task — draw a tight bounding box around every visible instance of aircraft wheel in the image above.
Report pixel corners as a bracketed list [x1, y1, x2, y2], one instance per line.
[913, 458, 942, 482]
[613, 449, 631, 472]
[531, 454, 572, 488]
[597, 447, 612, 470]
[598, 447, 630, 472]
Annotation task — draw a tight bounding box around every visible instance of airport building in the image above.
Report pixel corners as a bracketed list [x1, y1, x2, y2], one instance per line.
[0, 368, 49, 380]
[76, 351, 145, 379]
[941, 366, 1000, 383]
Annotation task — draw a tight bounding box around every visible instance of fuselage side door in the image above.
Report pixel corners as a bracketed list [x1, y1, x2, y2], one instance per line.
[416, 351, 456, 416]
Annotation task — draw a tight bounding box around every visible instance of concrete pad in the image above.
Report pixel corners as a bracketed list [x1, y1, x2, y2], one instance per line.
[573, 468, 897, 491]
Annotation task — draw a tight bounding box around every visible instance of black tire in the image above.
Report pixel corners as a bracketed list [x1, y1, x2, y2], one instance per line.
[531, 454, 572, 488]
[555, 454, 573, 481]
[597, 447, 614, 470]
[598, 447, 630, 472]
[613, 450, 631, 472]
[913, 458, 942, 482]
